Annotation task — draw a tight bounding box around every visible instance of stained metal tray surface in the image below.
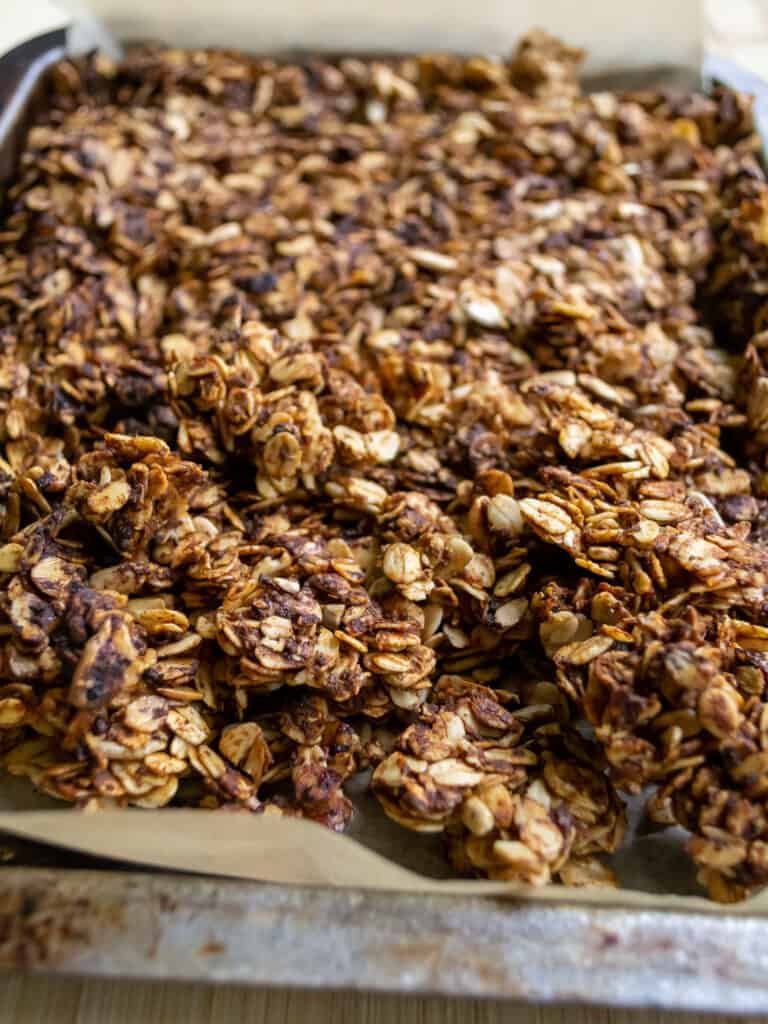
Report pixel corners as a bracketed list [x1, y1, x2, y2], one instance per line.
[3, 816, 768, 1012]
[3, 860, 768, 1013]
[4, 26, 768, 1013]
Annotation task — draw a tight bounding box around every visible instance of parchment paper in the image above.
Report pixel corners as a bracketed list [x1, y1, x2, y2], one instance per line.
[50, 0, 702, 74]
[5, 0, 764, 917]
[2, 770, 768, 914]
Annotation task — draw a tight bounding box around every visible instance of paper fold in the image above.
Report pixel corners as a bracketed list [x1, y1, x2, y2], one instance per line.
[3, 807, 768, 916]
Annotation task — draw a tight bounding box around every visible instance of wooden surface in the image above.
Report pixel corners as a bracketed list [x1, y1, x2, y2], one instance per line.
[0, 975, 764, 1024]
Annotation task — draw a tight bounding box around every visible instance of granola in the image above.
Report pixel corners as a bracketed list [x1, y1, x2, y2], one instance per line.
[1, 32, 768, 899]
[373, 676, 625, 884]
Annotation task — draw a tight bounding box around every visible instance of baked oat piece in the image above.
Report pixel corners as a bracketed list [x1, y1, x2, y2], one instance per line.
[373, 675, 625, 885]
[1, 30, 768, 899]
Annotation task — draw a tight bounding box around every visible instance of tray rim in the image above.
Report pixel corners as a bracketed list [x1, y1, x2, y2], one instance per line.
[4, 864, 768, 1012]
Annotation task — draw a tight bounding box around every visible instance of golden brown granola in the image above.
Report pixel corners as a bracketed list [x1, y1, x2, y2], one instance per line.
[373, 676, 625, 884]
[2, 32, 768, 899]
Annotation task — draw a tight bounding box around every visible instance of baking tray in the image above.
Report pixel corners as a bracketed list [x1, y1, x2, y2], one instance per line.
[5, 856, 768, 1013]
[4, 16, 768, 1014]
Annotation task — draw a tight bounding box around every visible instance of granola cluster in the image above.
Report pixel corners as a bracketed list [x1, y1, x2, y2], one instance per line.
[2, 33, 768, 899]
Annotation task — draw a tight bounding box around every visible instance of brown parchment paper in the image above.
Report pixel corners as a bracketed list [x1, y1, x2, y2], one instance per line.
[2, 774, 768, 915]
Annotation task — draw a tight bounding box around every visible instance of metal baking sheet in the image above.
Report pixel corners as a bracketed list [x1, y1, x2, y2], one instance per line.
[5, 859, 768, 1013]
[2, 783, 766, 1012]
[4, 22, 768, 1012]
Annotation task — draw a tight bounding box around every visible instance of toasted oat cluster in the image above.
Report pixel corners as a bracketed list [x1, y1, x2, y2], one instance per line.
[2, 32, 768, 899]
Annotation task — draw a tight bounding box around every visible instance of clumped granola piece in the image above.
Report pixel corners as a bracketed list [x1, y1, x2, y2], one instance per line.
[3, 33, 768, 898]
[209, 522, 435, 707]
[373, 678, 625, 884]
[648, 692, 768, 902]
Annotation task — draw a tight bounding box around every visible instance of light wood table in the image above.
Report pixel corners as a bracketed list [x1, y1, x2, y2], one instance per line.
[0, 976, 763, 1024]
